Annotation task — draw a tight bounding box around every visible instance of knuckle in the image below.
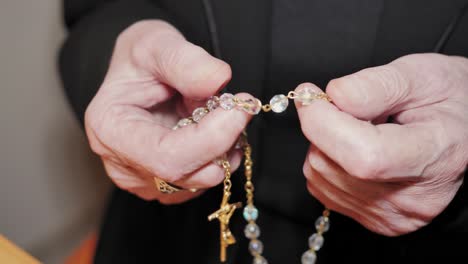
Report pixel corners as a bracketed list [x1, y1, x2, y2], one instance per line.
[306, 151, 322, 173]
[84, 99, 108, 156]
[84, 98, 100, 133]
[372, 197, 431, 236]
[382, 215, 426, 237]
[156, 147, 197, 183]
[306, 183, 338, 212]
[159, 39, 190, 67]
[100, 105, 128, 138]
[87, 136, 105, 156]
[154, 40, 196, 85]
[376, 218, 410, 237]
[302, 161, 315, 182]
[85, 90, 122, 138]
[302, 162, 310, 178]
[372, 65, 409, 106]
[151, 157, 181, 183]
[346, 143, 386, 180]
[119, 20, 177, 45]
[129, 25, 183, 71]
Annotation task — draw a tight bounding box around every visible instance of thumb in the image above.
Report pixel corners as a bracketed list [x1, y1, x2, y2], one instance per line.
[326, 53, 452, 121]
[112, 20, 231, 100]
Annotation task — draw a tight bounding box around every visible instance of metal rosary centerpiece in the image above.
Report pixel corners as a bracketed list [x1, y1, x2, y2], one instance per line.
[171, 86, 332, 264]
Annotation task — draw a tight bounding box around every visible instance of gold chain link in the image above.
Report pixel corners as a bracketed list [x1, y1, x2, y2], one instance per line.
[221, 160, 232, 193]
[242, 136, 255, 205]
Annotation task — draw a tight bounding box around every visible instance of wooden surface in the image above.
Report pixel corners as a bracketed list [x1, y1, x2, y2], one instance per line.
[0, 234, 41, 264]
[64, 233, 97, 264]
[0, 233, 97, 264]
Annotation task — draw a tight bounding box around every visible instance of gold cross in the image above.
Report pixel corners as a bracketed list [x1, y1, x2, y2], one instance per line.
[208, 193, 242, 262]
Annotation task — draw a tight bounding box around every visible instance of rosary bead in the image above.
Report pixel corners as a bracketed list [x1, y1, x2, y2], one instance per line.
[192, 107, 208, 122]
[301, 250, 317, 264]
[220, 93, 236, 110]
[244, 222, 261, 239]
[308, 233, 324, 251]
[315, 216, 330, 233]
[173, 118, 193, 130]
[243, 205, 259, 221]
[253, 256, 268, 264]
[269, 94, 289, 113]
[206, 96, 220, 111]
[240, 98, 262, 115]
[249, 239, 264, 256]
[295, 86, 318, 105]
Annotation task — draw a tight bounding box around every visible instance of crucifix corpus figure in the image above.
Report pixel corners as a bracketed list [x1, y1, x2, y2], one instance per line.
[208, 192, 242, 262]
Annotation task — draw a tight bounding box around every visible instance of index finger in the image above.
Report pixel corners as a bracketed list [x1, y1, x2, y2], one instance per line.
[105, 93, 253, 183]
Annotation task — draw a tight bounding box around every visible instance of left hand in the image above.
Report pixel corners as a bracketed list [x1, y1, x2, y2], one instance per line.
[295, 53, 468, 236]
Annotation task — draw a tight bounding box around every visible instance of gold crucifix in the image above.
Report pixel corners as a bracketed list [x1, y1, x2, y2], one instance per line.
[208, 192, 242, 262]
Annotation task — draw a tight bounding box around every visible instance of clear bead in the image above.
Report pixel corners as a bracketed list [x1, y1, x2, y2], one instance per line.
[206, 96, 220, 111]
[220, 93, 236, 110]
[243, 205, 259, 221]
[301, 250, 317, 264]
[315, 216, 330, 233]
[192, 107, 208, 122]
[240, 98, 262, 115]
[173, 118, 192, 130]
[249, 239, 264, 256]
[253, 256, 268, 264]
[244, 223, 261, 239]
[269, 94, 289, 113]
[308, 233, 324, 251]
[296, 86, 318, 106]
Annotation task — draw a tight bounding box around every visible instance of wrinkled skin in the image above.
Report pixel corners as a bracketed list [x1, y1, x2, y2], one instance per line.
[296, 54, 468, 236]
[85, 20, 468, 236]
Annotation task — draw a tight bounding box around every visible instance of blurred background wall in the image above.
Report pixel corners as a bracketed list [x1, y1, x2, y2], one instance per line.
[0, 1, 110, 263]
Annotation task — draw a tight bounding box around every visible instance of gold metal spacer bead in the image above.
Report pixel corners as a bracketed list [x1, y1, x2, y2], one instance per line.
[287, 91, 298, 99]
[262, 104, 271, 112]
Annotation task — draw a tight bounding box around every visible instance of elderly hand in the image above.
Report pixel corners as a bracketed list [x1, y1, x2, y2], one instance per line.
[85, 20, 251, 204]
[295, 53, 468, 236]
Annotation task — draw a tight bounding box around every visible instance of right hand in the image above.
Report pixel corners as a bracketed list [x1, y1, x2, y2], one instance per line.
[85, 20, 252, 204]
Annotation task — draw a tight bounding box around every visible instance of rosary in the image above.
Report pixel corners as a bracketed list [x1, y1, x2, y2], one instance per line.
[164, 85, 332, 264]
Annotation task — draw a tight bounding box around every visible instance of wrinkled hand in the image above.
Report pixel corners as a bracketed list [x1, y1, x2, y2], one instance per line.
[296, 53, 468, 236]
[85, 20, 251, 204]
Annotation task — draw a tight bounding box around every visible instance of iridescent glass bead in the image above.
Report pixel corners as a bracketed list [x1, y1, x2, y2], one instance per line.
[308, 233, 324, 251]
[269, 94, 289, 113]
[243, 205, 259, 221]
[244, 223, 260, 239]
[220, 93, 236, 110]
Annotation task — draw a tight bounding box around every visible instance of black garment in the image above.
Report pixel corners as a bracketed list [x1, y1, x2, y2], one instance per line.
[59, 1, 468, 263]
